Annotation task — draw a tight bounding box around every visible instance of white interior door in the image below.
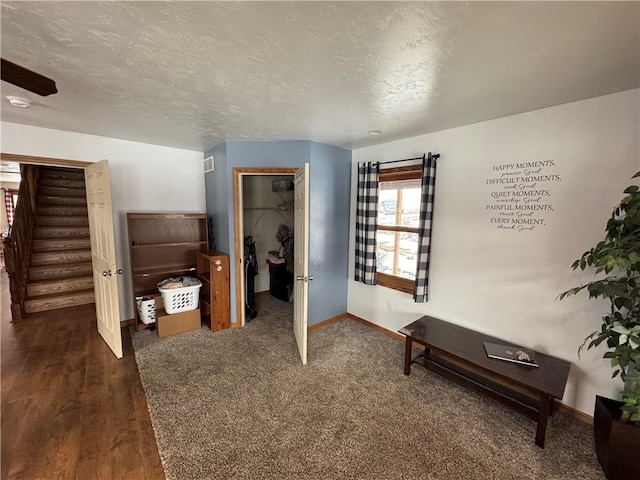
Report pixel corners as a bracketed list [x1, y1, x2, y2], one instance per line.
[293, 163, 309, 365]
[85, 160, 123, 359]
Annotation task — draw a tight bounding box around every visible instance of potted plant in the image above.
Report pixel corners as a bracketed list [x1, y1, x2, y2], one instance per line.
[560, 172, 640, 480]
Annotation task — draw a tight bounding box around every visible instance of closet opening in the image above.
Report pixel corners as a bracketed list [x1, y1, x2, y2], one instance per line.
[232, 168, 298, 327]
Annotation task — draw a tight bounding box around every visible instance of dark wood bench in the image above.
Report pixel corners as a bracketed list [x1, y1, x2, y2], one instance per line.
[399, 316, 571, 448]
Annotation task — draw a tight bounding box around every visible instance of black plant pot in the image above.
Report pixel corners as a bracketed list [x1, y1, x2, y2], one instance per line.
[593, 395, 640, 480]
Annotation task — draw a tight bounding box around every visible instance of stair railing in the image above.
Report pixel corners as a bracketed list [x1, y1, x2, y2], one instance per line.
[3, 164, 40, 321]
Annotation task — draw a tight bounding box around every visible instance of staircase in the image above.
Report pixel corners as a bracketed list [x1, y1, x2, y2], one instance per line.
[24, 167, 94, 314]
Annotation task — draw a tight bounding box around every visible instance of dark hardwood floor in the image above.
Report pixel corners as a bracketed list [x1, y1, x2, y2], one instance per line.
[1, 270, 165, 479]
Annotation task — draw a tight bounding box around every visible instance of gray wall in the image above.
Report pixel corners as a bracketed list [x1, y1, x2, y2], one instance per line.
[204, 143, 229, 253]
[203, 140, 351, 326]
[308, 142, 351, 325]
[223, 141, 308, 325]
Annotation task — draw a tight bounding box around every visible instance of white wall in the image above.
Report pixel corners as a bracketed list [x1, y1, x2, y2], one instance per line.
[1, 122, 205, 320]
[349, 89, 640, 415]
[242, 175, 294, 293]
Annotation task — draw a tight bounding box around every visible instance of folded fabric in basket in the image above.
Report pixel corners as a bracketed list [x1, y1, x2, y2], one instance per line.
[157, 276, 202, 289]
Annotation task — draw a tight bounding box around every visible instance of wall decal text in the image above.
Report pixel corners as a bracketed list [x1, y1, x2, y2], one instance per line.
[485, 160, 560, 232]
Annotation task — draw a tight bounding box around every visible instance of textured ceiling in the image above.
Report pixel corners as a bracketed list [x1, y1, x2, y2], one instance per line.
[1, 1, 639, 152]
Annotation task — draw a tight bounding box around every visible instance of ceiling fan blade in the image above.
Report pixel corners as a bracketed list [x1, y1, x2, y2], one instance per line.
[1, 58, 58, 96]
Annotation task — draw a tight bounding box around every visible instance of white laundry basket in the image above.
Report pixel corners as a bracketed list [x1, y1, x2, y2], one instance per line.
[136, 297, 157, 324]
[158, 279, 202, 314]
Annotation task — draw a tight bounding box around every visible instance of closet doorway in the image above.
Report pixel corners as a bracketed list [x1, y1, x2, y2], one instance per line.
[232, 167, 300, 329]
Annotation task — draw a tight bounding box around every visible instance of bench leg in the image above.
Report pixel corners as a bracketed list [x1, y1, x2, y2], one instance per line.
[403, 337, 413, 375]
[535, 393, 551, 448]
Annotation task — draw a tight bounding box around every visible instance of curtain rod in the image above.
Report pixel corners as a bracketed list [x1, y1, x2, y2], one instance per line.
[378, 153, 440, 165]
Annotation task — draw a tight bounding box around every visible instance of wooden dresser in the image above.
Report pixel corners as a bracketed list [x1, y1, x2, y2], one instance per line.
[196, 251, 230, 332]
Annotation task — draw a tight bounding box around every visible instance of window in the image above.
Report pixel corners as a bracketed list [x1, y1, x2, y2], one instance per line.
[376, 166, 421, 294]
[2, 189, 19, 231]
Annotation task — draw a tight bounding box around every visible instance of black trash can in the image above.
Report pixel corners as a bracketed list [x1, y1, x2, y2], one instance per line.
[269, 263, 293, 302]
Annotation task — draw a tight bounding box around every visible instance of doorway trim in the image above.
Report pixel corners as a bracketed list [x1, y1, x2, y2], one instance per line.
[232, 167, 298, 327]
[1, 152, 94, 320]
[1, 152, 92, 168]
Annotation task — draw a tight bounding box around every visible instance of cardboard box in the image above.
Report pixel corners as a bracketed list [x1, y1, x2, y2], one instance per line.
[157, 307, 201, 338]
[154, 295, 163, 310]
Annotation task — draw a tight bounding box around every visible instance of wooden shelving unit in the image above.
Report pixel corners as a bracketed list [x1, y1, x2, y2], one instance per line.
[196, 251, 230, 332]
[127, 213, 207, 330]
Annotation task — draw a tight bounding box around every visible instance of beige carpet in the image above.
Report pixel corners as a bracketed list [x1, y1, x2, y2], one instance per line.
[132, 295, 604, 480]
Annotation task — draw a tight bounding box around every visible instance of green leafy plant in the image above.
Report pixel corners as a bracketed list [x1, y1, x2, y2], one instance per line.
[560, 172, 640, 423]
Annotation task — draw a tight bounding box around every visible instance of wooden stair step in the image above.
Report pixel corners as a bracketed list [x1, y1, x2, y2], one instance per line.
[33, 238, 91, 252]
[24, 289, 95, 314]
[37, 205, 88, 217]
[39, 177, 85, 189]
[29, 262, 93, 281]
[38, 186, 86, 198]
[39, 168, 85, 180]
[37, 195, 87, 206]
[34, 226, 90, 239]
[18, 169, 94, 314]
[35, 215, 89, 227]
[27, 275, 94, 297]
[31, 249, 92, 266]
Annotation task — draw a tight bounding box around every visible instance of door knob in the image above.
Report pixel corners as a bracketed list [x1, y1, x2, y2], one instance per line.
[308, 276, 314, 281]
[102, 270, 112, 277]
[116, 269, 124, 275]
[296, 275, 304, 281]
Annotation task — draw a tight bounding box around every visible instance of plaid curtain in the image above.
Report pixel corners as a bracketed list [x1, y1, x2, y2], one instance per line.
[355, 162, 379, 285]
[3, 189, 15, 227]
[413, 153, 438, 302]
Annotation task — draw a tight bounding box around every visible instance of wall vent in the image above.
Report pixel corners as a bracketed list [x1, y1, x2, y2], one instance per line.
[203, 156, 214, 173]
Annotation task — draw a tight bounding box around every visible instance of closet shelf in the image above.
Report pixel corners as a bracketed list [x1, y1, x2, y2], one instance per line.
[246, 193, 293, 211]
[245, 206, 292, 211]
[245, 207, 293, 227]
